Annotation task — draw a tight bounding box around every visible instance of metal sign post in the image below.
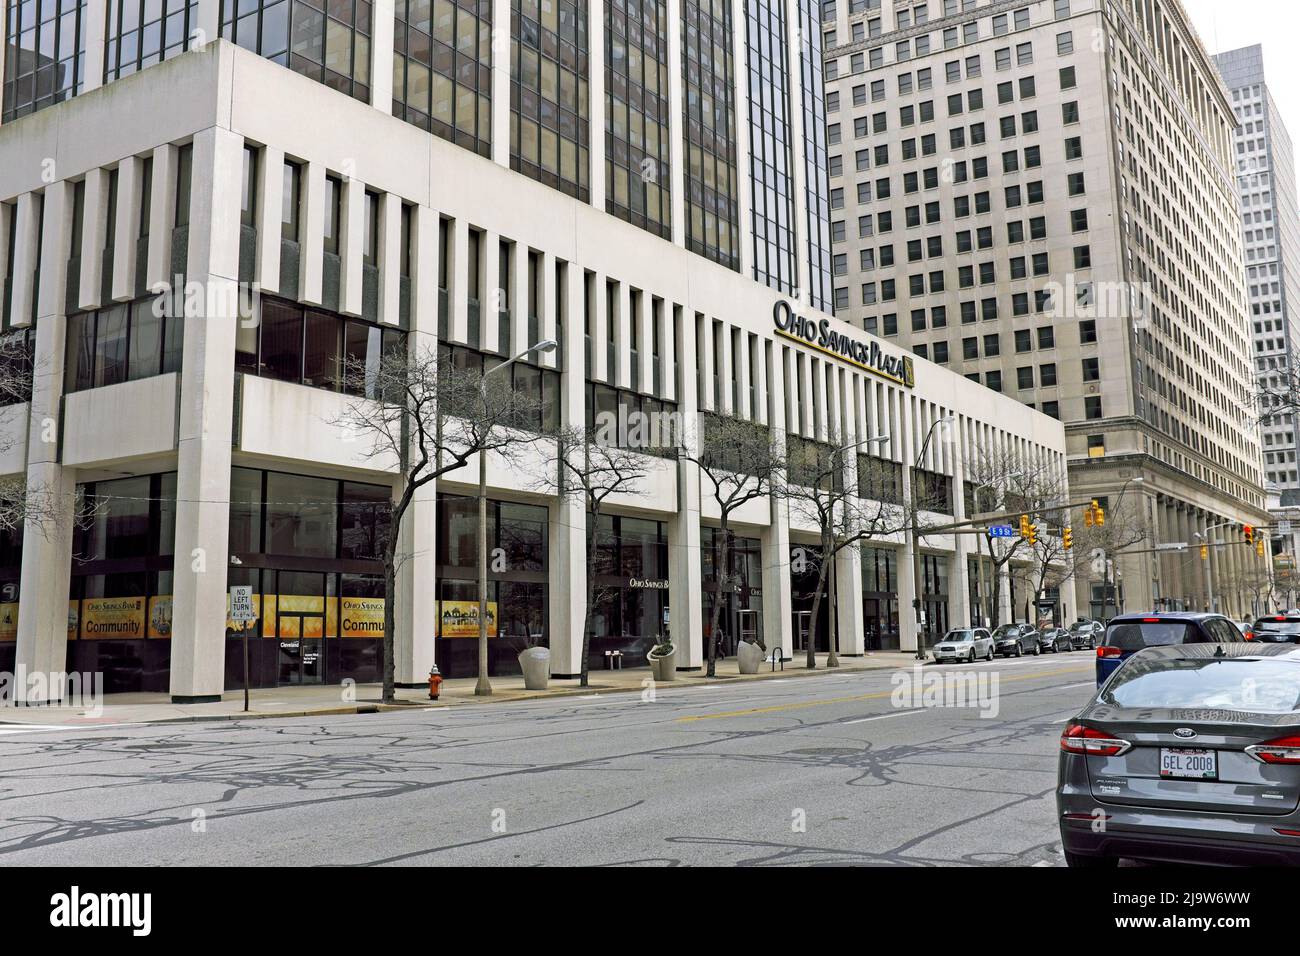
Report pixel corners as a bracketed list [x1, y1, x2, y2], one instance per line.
[230, 585, 256, 712]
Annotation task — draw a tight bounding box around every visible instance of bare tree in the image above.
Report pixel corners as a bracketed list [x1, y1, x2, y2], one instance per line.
[533, 423, 651, 686]
[676, 412, 783, 677]
[781, 430, 909, 669]
[336, 341, 545, 703]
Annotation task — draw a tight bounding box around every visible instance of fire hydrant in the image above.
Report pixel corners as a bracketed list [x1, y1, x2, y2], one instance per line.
[428, 665, 443, 700]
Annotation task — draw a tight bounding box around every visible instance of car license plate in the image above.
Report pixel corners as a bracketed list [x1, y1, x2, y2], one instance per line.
[1160, 748, 1217, 780]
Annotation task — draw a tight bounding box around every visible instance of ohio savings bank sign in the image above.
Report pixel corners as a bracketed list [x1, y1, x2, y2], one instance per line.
[772, 300, 915, 388]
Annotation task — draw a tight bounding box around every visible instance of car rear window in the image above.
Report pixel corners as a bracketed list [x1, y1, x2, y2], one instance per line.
[1255, 620, 1300, 636]
[1104, 621, 1193, 650]
[1102, 658, 1300, 714]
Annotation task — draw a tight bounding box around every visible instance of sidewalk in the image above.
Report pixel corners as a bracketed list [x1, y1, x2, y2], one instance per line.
[0, 651, 918, 727]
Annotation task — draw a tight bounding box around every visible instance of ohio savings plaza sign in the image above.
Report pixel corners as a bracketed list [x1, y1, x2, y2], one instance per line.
[772, 300, 915, 388]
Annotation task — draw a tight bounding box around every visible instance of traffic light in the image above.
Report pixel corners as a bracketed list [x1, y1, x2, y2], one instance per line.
[1094, 502, 1105, 526]
[1200, 544, 1209, 560]
[1257, 537, 1266, 557]
[1244, 524, 1254, 544]
[1019, 514, 1030, 537]
[1084, 501, 1096, 527]
[1063, 526, 1073, 550]
[1027, 523, 1038, 545]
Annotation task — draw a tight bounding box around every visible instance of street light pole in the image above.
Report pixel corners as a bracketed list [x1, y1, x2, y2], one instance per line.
[912, 415, 954, 661]
[474, 339, 557, 697]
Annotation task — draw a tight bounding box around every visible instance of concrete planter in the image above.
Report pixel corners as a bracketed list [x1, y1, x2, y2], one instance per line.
[737, 640, 764, 674]
[649, 649, 676, 681]
[518, 647, 551, 690]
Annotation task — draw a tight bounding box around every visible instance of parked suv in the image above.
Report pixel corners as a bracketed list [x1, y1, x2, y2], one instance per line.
[932, 628, 994, 663]
[1068, 620, 1101, 650]
[1251, 614, 1300, 644]
[992, 624, 1039, 657]
[1095, 612, 1241, 685]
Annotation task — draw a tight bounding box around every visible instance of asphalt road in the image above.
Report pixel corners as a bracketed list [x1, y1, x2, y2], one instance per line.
[0, 653, 1098, 866]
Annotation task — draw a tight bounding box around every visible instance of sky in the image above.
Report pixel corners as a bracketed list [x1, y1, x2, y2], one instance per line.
[1182, 0, 1300, 137]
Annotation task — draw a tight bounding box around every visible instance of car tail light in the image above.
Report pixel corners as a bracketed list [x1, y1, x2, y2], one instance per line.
[1244, 631, 1255, 641]
[1274, 829, 1300, 838]
[1246, 735, 1300, 765]
[1096, 645, 1122, 658]
[1060, 722, 1132, 756]
[1142, 617, 1161, 623]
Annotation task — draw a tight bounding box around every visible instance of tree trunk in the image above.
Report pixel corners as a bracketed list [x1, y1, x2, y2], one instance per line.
[580, 511, 597, 687]
[706, 515, 730, 678]
[805, 553, 830, 670]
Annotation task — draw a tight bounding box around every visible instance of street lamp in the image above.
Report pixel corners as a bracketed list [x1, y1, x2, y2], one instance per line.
[912, 414, 955, 660]
[827, 433, 890, 667]
[475, 338, 557, 696]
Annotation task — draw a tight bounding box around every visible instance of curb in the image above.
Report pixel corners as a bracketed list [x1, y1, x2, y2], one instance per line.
[3, 656, 912, 728]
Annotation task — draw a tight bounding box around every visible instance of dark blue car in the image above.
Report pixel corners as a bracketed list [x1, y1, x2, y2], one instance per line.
[1095, 612, 1242, 686]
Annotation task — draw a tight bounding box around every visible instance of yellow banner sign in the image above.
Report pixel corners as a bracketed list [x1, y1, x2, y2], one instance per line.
[81, 597, 147, 639]
[341, 596, 385, 638]
[438, 600, 497, 638]
[149, 595, 173, 639]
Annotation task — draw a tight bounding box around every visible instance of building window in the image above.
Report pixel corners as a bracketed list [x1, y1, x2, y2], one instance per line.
[65, 297, 183, 393]
[681, 0, 740, 271]
[798, 0, 834, 313]
[236, 296, 406, 398]
[511, 0, 590, 200]
[392, 0, 492, 155]
[2, 0, 88, 122]
[606, 0, 671, 237]
[105, 0, 199, 82]
[744, 0, 796, 296]
[220, 0, 373, 103]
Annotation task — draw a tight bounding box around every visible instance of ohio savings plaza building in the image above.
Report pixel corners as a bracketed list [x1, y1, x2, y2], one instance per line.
[0, 15, 1067, 700]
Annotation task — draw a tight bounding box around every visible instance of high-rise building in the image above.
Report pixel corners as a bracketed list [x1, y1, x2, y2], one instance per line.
[822, 0, 1270, 617]
[1213, 45, 1300, 577]
[0, 0, 1068, 701]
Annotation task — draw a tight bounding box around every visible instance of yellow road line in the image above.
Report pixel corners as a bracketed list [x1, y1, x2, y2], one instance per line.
[675, 665, 1093, 722]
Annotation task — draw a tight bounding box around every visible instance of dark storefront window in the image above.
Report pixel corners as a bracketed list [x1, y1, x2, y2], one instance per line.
[701, 526, 761, 654]
[511, 0, 590, 199]
[435, 493, 549, 677]
[920, 552, 949, 641]
[392, 0, 493, 155]
[861, 544, 898, 650]
[605, 0, 671, 237]
[65, 296, 182, 393]
[236, 296, 405, 397]
[588, 513, 667, 668]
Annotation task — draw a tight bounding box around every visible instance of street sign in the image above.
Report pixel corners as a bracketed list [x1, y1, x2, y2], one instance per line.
[989, 525, 1016, 538]
[1155, 542, 1187, 552]
[230, 585, 255, 623]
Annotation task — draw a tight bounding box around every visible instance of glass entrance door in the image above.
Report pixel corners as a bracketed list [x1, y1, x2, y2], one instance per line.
[278, 613, 325, 685]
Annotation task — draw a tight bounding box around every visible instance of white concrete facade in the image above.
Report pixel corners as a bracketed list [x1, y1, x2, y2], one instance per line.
[0, 38, 1066, 700]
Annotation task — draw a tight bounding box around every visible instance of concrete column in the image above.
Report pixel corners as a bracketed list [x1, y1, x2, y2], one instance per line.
[14, 180, 74, 703]
[111, 156, 143, 302]
[8, 192, 40, 328]
[538, 249, 556, 369]
[698, 313, 715, 412]
[614, 282, 631, 389]
[411, 204, 440, 336]
[549, 264, 589, 676]
[339, 176, 366, 317]
[762, 340, 792, 659]
[0, 202, 9, 314]
[660, 302, 678, 403]
[587, 0, 605, 211]
[481, 231, 501, 353]
[168, 126, 245, 703]
[835, 543, 865, 654]
[78, 167, 110, 311]
[195, 0, 220, 46]
[635, 287, 652, 394]
[370, 0, 396, 114]
[82, 0, 107, 93]
[736, 330, 751, 418]
[590, 271, 608, 382]
[717, 323, 733, 415]
[491, 0, 512, 167]
[948, 543, 972, 628]
[146, 144, 178, 292]
[897, 540, 919, 653]
[299, 160, 327, 305]
[669, 298, 703, 670]
[378, 192, 402, 325]
[665, 0, 686, 247]
[510, 241, 529, 358]
[449, 217, 470, 344]
[256, 146, 285, 295]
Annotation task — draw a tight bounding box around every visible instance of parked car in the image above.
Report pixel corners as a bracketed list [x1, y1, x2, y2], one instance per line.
[1095, 612, 1241, 686]
[1069, 621, 1101, 650]
[1251, 614, 1300, 644]
[1038, 627, 1072, 653]
[992, 623, 1040, 657]
[1058, 642, 1300, 867]
[932, 628, 994, 663]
